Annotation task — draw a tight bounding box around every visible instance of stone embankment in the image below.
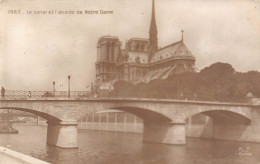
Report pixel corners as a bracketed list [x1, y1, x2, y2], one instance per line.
[0, 146, 50, 164]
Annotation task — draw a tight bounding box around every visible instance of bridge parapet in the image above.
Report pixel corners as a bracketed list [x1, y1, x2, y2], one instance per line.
[3, 90, 91, 99]
[0, 97, 257, 147]
[0, 96, 253, 105]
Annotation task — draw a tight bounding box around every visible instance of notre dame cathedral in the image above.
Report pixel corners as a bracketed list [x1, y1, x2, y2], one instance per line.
[95, 0, 196, 90]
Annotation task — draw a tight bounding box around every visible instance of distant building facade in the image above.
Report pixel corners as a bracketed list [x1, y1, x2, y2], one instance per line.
[95, 0, 196, 90]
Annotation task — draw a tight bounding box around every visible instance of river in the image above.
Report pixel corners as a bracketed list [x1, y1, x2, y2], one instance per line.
[0, 124, 260, 164]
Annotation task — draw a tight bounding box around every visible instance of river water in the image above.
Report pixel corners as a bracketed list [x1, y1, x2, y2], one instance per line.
[0, 124, 260, 164]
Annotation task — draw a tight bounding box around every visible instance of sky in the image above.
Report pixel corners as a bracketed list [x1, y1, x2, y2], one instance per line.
[0, 0, 260, 91]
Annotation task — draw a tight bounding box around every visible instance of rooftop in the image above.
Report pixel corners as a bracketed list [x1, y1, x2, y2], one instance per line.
[151, 41, 195, 63]
[99, 35, 119, 40]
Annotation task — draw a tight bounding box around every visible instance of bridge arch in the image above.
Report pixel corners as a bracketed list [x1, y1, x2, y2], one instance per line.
[201, 110, 251, 124]
[184, 107, 252, 124]
[0, 106, 77, 148]
[77, 105, 172, 123]
[0, 107, 61, 123]
[0, 99, 255, 147]
[186, 110, 251, 125]
[109, 106, 172, 122]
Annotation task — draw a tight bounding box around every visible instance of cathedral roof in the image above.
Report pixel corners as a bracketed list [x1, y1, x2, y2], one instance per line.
[150, 41, 195, 63]
[127, 51, 149, 64]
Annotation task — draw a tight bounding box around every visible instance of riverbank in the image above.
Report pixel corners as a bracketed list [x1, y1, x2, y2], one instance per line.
[0, 146, 50, 164]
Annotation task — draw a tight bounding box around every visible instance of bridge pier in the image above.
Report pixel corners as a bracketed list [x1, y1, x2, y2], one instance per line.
[143, 121, 186, 145]
[46, 121, 78, 148]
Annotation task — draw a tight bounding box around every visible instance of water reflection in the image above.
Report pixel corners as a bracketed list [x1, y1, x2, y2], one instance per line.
[0, 125, 260, 164]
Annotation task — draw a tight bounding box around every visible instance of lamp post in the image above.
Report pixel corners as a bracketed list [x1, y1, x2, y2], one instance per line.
[68, 75, 70, 98]
[53, 81, 55, 96]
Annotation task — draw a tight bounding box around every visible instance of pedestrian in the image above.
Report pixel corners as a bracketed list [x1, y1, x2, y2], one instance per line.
[193, 93, 197, 100]
[28, 91, 31, 98]
[1, 86, 5, 97]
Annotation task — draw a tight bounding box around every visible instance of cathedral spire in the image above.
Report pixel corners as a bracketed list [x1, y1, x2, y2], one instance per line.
[149, 0, 158, 55]
[181, 29, 184, 41]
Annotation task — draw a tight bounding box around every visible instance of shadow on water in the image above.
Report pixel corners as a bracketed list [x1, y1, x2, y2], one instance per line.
[1, 125, 260, 164]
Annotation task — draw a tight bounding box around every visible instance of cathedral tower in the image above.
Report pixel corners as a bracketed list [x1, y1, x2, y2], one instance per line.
[95, 36, 121, 84]
[148, 0, 158, 56]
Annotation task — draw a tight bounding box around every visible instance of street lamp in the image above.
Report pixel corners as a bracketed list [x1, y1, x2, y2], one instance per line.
[53, 81, 55, 96]
[68, 75, 71, 98]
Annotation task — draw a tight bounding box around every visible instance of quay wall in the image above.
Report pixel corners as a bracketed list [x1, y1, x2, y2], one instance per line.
[186, 110, 260, 143]
[79, 111, 260, 144]
[78, 122, 143, 133]
[79, 121, 260, 143]
[0, 146, 50, 164]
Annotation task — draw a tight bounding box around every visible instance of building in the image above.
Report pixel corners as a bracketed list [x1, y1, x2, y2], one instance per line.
[95, 0, 196, 90]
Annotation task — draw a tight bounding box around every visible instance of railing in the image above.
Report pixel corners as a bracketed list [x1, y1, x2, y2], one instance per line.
[0, 90, 258, 105]
[3, 90, 91, 99]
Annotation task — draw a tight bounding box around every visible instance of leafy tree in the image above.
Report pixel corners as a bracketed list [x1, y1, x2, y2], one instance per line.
[112, 62, 260, 102]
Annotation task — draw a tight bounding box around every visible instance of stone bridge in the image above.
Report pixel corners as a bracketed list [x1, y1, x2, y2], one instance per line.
[0, 98, 259, 148]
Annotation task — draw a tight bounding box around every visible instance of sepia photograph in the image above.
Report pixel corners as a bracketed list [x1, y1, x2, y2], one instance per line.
[0, 0, 260, 163]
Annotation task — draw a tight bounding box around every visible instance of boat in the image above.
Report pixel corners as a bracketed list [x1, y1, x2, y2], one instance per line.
[0, 109, 19, 134]
[0, 122, 19, 134]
